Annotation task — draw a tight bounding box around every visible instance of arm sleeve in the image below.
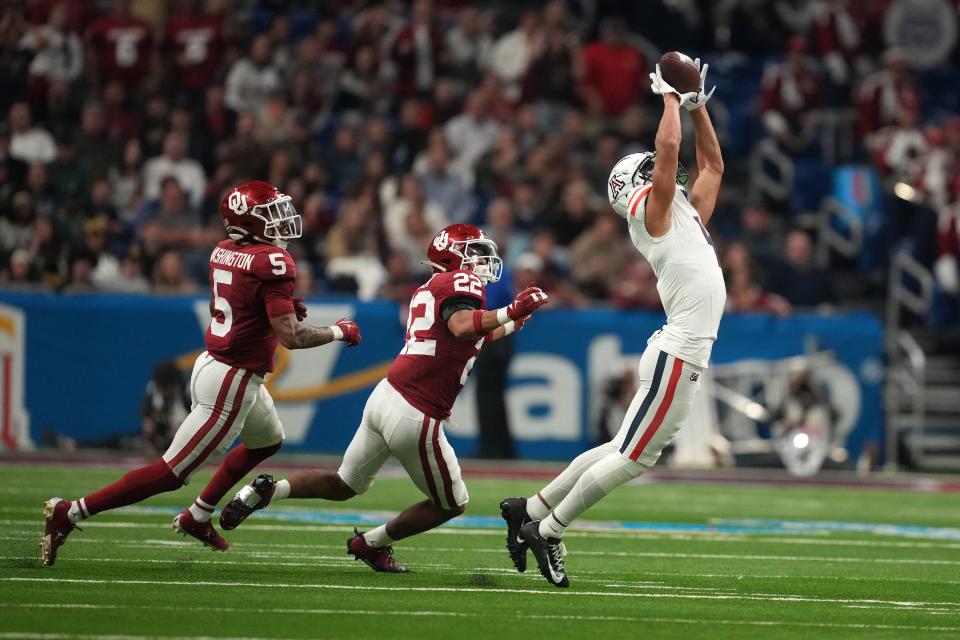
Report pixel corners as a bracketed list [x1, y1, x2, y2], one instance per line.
[262, 279, 295, 318]
[440, 295, 482, 322]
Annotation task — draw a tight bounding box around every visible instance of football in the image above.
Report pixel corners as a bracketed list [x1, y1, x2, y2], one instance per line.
[659, 51, 701, 93]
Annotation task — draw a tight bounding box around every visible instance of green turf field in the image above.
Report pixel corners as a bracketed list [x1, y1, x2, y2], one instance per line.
[2, 464, 960, 639]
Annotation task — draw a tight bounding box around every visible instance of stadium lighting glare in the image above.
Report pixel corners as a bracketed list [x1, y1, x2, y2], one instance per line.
[894, 182, 916, 201]
[792, 433, 810, 449]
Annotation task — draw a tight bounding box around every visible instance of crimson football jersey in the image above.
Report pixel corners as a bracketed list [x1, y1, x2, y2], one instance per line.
[85, 13, 153, 86]
[388, 270, 487, 419]
[204, 239, 296, 374]
[163, 12, 222, 91]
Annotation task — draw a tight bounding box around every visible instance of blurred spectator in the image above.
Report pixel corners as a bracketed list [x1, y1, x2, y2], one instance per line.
[378, 252, 420, 303]
[389, 0, 443, 98]
[326, 198, 386, 300]
[580, 18, 646, 117]
[856, 48, 921, 137]
[723, 241, 791, 316]
[18, 1, 83, 100]
[760, 36, 822, 153]
[151, 250, 198, 295]
[336, 45, 391, 113]
[484, 197, 530, 265]
[489, 9, 542, 99]
[84, 0, 153, 91]
[224, 34, 281, 114]
[768, 231, 834, 307]
[445, 91, 501, 187]
[8, 101, 57, 165]
[445, 7, 493, 81]
[552, 180, 597, 246]
[109, 138, 144, 219]
[142, 132, 206, 208]
[63, 251, 97, 292]
[384, 173, 447, 269]
[74, 102, 117, 180]
[868, 95, 925, 182]
[140, 360, 189, 453]
[162, 0, 223, 102]
[1, 193, 37, 256]
[138, 178, 204, 261]
[570, 213, 632, 300]
[739, 203, 781, 270]
[416, 136, 472, 223]
[610, 258, 662, 310]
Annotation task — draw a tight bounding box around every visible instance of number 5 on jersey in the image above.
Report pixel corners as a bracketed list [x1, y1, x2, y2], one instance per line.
[210, 268, 233, 337]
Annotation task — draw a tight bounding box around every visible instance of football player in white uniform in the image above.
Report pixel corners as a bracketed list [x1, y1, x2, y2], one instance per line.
[500, 58, 726, 588]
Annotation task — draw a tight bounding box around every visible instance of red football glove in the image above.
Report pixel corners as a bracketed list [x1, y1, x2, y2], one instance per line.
[334, 318, 361, 347]
[504, 286, 549, 321]
[292, 296, 308, 322]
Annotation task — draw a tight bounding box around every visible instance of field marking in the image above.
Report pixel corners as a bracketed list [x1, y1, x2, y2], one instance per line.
[6, 576, 960, 611]
[1, 599, 959, 634]
[0, 635, 336, 640]
[8, 534, 960, 578]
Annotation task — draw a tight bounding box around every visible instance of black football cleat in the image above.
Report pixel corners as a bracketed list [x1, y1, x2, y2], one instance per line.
[347, 528, 409, 573]
[499, 497, 530, 572]
[519, 521, 569, 588]
[220, 474, 276, 531]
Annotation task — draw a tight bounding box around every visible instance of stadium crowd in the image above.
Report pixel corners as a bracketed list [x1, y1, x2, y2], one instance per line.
[1, 0, 959, 322]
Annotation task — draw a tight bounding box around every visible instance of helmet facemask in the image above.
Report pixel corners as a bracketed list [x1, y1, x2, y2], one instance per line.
[632, 152, 688, 189]
[455, 238, 502, 283]
[252, 195, 302, 248]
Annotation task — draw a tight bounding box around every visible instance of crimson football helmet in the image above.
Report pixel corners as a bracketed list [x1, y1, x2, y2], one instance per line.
[425, 224, 503, 283]
[219, 180, 302, 247]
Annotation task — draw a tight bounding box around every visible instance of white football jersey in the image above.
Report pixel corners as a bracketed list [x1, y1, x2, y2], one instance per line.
[608, 172, 726, 368]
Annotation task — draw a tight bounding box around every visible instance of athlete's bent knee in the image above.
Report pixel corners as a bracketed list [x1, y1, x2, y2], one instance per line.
[329, 474, 359, 501]
[440, 502, 466, 519]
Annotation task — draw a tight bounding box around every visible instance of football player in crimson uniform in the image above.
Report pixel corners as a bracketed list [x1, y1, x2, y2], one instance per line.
[40, 180, 361, 565]
[218, 224, 549, 572]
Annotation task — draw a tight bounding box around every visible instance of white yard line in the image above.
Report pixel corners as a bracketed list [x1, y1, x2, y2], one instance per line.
[5, 576, 960, 610]
[0, 602, 958, 634]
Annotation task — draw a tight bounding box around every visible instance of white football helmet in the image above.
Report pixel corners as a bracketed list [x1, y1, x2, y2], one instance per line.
[606, 152, 688, 217]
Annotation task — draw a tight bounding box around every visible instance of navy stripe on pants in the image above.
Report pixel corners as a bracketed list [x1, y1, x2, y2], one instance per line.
[618, 351, 668, 455]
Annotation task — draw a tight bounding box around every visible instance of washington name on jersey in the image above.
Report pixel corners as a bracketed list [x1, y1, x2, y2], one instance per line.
[204, 239, 296, 374]
[611, 185, 726, 368]
[387, 270, 487, 420]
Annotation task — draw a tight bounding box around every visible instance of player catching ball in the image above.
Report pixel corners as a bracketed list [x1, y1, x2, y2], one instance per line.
[500, 55, 726, 587]
[219, 224, 549, 572]
[41, 180, 360, 565]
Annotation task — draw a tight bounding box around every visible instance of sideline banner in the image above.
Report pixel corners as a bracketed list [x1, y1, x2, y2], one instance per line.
[0, 292, 884, 460]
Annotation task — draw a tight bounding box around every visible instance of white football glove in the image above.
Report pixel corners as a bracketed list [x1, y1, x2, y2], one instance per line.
[649, 64, 698, 108]
[683, 58, 716, 111]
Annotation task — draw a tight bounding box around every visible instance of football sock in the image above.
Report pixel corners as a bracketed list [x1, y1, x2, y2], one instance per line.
[273, 479, 291, 501]
[196, 443, 282, 512]
[82, 459, 183, 517]
[526, 442, 617, 520]
[67, 499, 88, 524]
[542, 453, 648, 539]
[188, 498, 216, 523]
[363, 525, 394, 549]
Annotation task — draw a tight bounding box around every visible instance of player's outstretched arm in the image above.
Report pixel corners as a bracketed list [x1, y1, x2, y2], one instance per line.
[688, 105, 724, 225]
[269, 315, 361, 349]
[645, 65, 684, 238]
[446, 286, 548, 340]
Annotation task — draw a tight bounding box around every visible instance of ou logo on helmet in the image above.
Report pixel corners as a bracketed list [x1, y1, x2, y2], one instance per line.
[228, 191, 249, 215]
[433, 230, 450, 251]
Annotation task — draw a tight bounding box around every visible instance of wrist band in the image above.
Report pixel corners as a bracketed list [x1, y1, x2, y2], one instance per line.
[472, 310, 490, 335]
[501, 321, 516, 336]
[330, 325, 344, 341]
[496, 307, 510, 325]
